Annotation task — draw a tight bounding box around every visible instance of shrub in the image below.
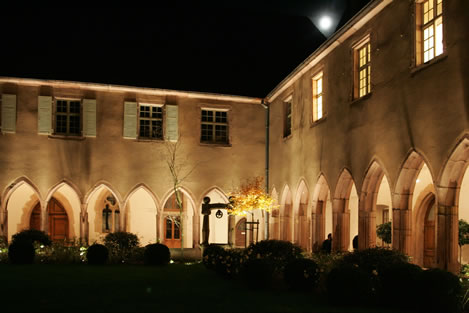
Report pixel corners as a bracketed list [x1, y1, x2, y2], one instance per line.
[0, 237, 8, 264]
[144, 243, 170, 266]
[284, 258, 320, 291]
[242, 258, 275, 289]
[104, 232, 140, 263]
[245, 240, 303, 274]
[87, 244, 109, 265]
[40, 241, 84, 264]
[11, 229, 52, 246]
[326, 263, 373, 306]
[378, 262, 423, 309]
[338, 247, 408, 274]
[8, 241, 35, 264]
[416, 268, 461, 313]
[202, 244, 226, 270]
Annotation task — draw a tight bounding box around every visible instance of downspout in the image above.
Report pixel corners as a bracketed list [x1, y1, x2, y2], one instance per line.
[261, 99, 270, 239]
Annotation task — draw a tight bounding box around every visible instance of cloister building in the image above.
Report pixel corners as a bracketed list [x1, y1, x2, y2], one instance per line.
[0, 0, 468, 271]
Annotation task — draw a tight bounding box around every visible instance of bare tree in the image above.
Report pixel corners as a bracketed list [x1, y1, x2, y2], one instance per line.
[164, 137, 197, 258]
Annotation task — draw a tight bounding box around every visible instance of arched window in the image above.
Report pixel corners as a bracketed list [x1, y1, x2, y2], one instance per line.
[102, 195, 120, 233]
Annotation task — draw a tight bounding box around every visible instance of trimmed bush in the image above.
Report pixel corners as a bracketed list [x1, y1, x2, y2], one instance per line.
[8, 241, 35, 264]
[416, 268, 461, 313]
[87, 244, 109, 265]
[284, 258, 320, 291]
[378, 262, 423, 309]
[11, 229, 52, 246]
[245, 240, 303, 274]
[144, 243, 170, 266]
[202, 244, 226, 270]
[338, 247, 408, 274]
[104, 232, 140, 263]
[326, 263, 373, 306]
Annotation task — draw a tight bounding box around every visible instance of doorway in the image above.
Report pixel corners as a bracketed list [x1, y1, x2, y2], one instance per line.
[423, 194, 436, 268]
[30, 198, 69, 241]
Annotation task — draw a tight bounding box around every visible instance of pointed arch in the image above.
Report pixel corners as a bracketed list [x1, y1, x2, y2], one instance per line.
[280, 184, 293, 241]
[332, 168, 357, 252]
[2, 176, 42, 240]
[161, 186, 197, 216]
[84, 181, 123, 209]
[392, 150, 435, 257]
[123, 183, 160, 211]
[311, 174, 331, 252]
[198, 186, 230, 207]
[358, 160, 390, 249]
[435, 135, 469, 272]
[269, 187, 280, 240]
[124, 183, 160, 246]
[44, 180, 83, 240]
[2, 176, 43, 209]
[293, 179, 310, 250]
[45, 179, 83, 204]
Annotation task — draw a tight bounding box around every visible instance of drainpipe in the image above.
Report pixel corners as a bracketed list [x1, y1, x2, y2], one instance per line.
[261, 99, 270, 239]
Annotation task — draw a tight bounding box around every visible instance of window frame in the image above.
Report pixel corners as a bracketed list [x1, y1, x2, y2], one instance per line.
[415, 0, 444, 66]
[138, 103, 164, 140]
[53, 98, 82, 137]
[353, 36, 371, 99]
[200, 108, 230, 145]
[312, 71, 324, 122]
[283, 95, 292, 138]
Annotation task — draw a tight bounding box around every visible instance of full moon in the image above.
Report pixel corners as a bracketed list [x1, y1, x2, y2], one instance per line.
[319, 15, 333, 30]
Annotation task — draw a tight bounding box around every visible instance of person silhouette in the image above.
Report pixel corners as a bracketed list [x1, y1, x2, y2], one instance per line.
[321, 233, 332, 254]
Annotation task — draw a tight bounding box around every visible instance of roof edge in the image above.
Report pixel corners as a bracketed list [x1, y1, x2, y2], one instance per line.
[0, 76, 263, 104]
[266, 0, 392, 102]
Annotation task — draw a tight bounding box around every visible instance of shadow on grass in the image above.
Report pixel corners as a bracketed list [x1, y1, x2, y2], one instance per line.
[0, 263, 413, 313]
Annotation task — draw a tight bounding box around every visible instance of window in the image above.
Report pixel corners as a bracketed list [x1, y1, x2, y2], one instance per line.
[101, 195, 120, 233]
[283, 96, 292, 138]
[54, 99, 81, 136]
[354, 38, 371, 98]
[417, 0, 444, 64]
[139, 104, 163, 139]
[200, 109, 229, 144]
[383, 209, 389, 224]
[312, 72, 324, 122]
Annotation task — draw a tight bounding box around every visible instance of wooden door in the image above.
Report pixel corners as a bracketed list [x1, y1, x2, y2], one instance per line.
[235, 218, 246, 247]
[423, 197, 436, 268]
[30, 203, 41, 230]
[30, 198, 69, 241]
[164, 216, 181, 248]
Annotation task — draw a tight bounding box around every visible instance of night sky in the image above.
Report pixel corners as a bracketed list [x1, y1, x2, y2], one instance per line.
[1, 1, 371, 97]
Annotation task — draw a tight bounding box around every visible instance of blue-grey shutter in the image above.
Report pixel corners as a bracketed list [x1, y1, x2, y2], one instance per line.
[38, 96, 52, 134]
[1, 94, 16, 133]
[123, 101, 137, 139]
[83, 99, 97, 137]
[165, 104, 178, 141]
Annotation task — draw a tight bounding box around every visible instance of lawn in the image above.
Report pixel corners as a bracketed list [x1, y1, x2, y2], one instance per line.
[0, 263, 412, 313]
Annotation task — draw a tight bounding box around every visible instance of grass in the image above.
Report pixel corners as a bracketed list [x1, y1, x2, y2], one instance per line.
[0, 263, 412, 313]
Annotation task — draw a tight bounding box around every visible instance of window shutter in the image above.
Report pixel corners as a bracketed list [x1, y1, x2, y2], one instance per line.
[83, 99, 97, 137]
[38, 96, 52, 134]
[165, 104, 179, 142]
[1, 94, 17, 133]
[123, 101, 137, 139]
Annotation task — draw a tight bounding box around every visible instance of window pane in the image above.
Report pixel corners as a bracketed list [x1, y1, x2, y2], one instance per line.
[69, 101, 80, 113]
[435, 17, 443, 56]
[151, 120, 163, 139]
[151, 106, 162, 119]
[69, 116, 80, 135]
[174, 221, 180, 239]
[57, 100, 67, 113]
[166, 218, 173, 239]
[56, 115, 67, 133]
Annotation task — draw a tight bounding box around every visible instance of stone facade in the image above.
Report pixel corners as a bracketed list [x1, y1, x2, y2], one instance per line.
[1, 0, 468, 271]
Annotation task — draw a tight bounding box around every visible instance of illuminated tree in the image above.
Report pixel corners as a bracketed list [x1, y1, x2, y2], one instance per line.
[228, 177, 276, 216]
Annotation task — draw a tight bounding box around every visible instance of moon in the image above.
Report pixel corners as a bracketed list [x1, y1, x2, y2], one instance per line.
[319, 15, 333, 31]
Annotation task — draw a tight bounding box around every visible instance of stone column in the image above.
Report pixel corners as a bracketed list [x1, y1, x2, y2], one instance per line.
[227, 215, 235, 246]
[40, 202, 48, 234]
[156, 213, 162, 243]
[437, 204, 459, 273]
[192, 214, 200, 248]
[392, 208, 412, 256]
[358, 210, 376, 250]
[80, 203, 88, 245]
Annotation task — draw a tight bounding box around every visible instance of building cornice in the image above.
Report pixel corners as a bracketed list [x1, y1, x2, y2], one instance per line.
[0, 77, 263, 104]
[266, 0, 392, 102]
